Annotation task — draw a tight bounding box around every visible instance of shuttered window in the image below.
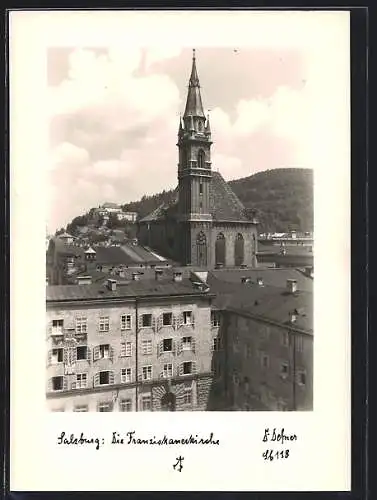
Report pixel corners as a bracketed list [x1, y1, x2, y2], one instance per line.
[142, 366, 152, 381]
[142, 340, 152, 355]
[121, 342, 132, 357]
[121, 315, 132, 330]
[121, 368, 132, 383]
[141, 314, 152, 328]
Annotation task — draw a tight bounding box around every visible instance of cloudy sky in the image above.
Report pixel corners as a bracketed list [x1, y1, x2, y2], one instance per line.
[48, 45, 309, 232]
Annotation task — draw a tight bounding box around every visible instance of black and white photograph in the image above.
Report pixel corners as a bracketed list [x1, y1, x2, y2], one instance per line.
[45, 44, 314, 413]
[10, 9, 351, 491]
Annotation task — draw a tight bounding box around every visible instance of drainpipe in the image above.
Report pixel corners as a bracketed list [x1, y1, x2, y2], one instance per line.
[135, 299, 139, 412]
[292, 331, 296, 411]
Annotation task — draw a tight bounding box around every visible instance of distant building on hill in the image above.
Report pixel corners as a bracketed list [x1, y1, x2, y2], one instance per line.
[90, 204, 138, 225]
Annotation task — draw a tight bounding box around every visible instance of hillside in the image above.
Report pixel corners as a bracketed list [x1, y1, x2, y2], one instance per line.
[121, 168, 313, 233]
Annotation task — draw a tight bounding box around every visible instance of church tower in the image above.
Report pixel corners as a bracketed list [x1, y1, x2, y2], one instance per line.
[177, 49, 212, 223]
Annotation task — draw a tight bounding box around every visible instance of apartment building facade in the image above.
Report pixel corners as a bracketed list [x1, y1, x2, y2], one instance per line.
[221, 311, 313, 411]
[46, 275, 216, 412]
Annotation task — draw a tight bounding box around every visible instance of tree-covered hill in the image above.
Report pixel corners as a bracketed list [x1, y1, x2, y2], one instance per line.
[63, 168, 313, 235]
[228, 168, 313, 232]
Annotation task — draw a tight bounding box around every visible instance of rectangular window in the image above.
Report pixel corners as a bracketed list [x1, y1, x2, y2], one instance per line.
[261, 353, 269, 368]
[183, 361, 192, 375]
[162, 363, 173, 378]
[99, 371, 110, 385]
[296, 335, 304, 352]
[76, 345, 87, 360]
[142, 314, 152, 328]
[120, 399, 132, 412]
[52, 376, 63, 391]
[162, 312, 172, 326]
[99, 316, 110, 332]
[212, 337, 222, 351]
[51, 348, 63, 364]
[298, 371, 306, 386]
[199, 182, 203, 195]
[73, 405, 88, 412]
[142, 339, 152, 355]
[182, 336, 192, 350]
[281, 363, 289, 378]
[282, 332, 289, 347]
[183, 311, 192, 325]
[52, 319, 64, 332]
[121, 314, 132, 330]
[141, 396, 151, 411]
[76, 373, 87, 389]
[121, 342, 132, 357]
[211, 311, 220, 327]
[121, 368, 132, 383]
[98, 402, 113, 412]
[142, 366, 152, 381]
[183, 388, 192, 405]
[99, 344, 110, 359]
[163, 338, 173, 352]
[75, 317, 87, 334]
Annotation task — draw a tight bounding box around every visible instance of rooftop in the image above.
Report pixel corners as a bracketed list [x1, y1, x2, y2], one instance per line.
[50, 238, 167, 265]
[207, 268, 312, 332]
[208, 267, 313, 292]
[46, 278, 212, 303]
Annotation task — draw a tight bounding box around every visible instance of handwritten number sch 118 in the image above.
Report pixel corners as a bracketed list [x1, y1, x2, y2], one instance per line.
[262, 449, 290, 461]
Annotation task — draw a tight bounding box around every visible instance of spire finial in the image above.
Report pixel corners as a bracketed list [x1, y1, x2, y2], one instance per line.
[193, 48, 196, 60]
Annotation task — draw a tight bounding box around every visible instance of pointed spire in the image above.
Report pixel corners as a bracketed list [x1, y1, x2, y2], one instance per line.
[178, 115, 184, 136]
[189, 48, 200, 87]
[183, 49, 205, 118]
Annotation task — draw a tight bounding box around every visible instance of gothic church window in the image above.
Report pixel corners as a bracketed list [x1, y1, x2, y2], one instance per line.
[197, 149, 205, 169]
[234, 233, 245, 266]
[196, 231, 207, 266]
[215, 233, 226, 266]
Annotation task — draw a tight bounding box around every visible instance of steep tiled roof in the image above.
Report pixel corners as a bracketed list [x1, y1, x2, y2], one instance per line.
[140, 172, 251, 223]
[209, 278, 312, 332]
[209, 172, 249, 222]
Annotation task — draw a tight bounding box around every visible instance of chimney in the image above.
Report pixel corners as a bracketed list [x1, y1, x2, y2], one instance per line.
[289, 311, 297, 323]
[107, 278, 117, 291]
[257, 277, 264, 286]
[286, 279, 298, 294]
[155, 269, 163, 281]
[305, 266, 313, 277]
[173, 271, 183, 282]
[132, 272, 140, 281]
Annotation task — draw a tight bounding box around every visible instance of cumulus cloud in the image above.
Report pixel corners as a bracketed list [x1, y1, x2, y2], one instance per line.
[47, 46, 310, 232]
